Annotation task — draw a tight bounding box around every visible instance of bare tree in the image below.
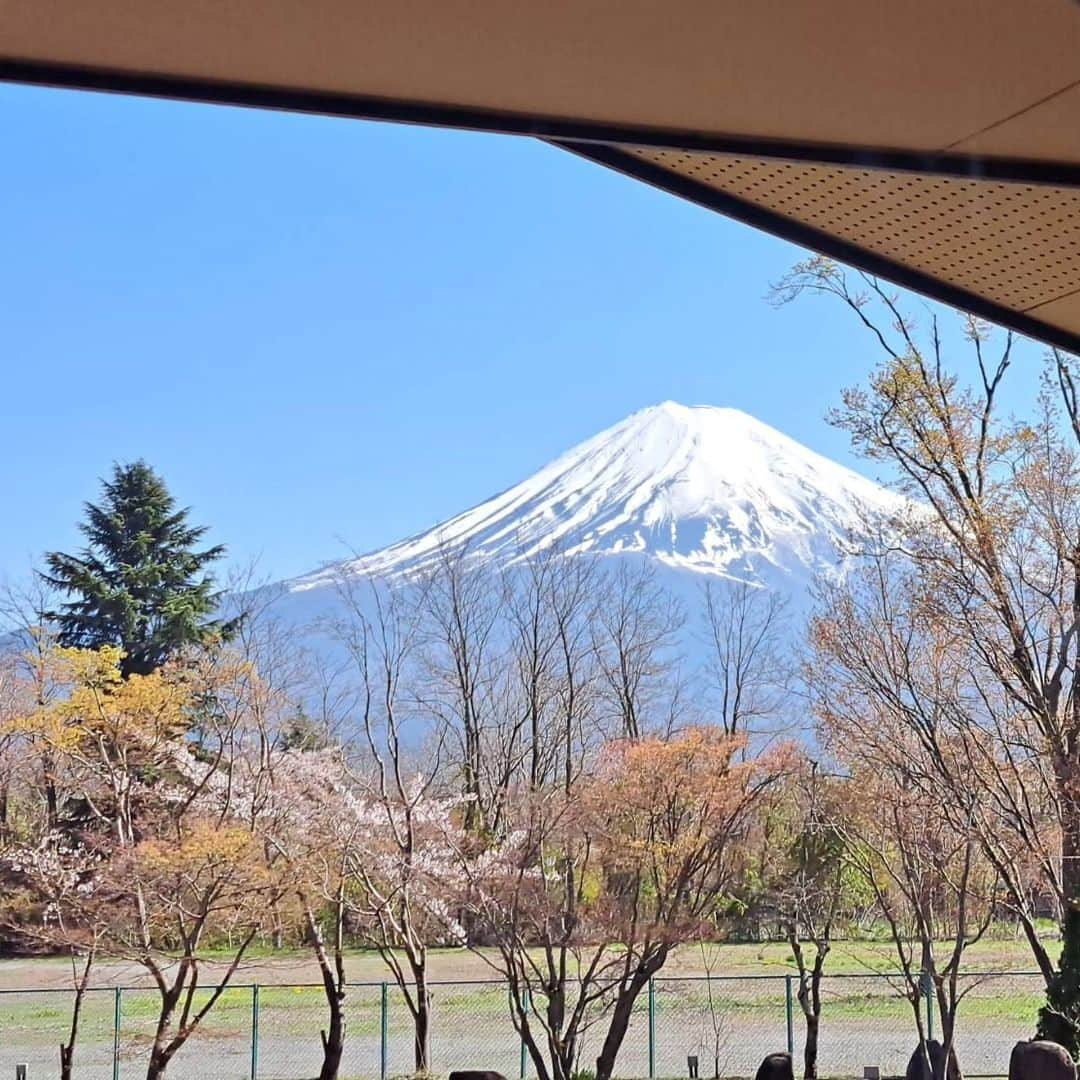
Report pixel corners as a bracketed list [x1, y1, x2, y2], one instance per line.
[767, 760, 853, 1080]
[810, 549, 1058, 981]
[697, 943, 734, 1080]
[0, 575, 65, 827]
[334, 573, 448, 1074]
[779, 255, 1080, 1051]
[839, 766, 996, 1080]
[418, 547, 503, 833]
[702, 579, 792, 741]
[541, 554, 604, 796]
[502, 554, 560, 792]
[593, 560, 684, 740]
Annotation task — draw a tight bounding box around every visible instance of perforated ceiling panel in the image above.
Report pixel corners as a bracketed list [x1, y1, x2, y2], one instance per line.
[621, 149, 1080, 319]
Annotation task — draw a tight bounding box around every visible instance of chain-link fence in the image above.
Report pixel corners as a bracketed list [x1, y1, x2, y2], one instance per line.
[0, 971, 1048, 1079]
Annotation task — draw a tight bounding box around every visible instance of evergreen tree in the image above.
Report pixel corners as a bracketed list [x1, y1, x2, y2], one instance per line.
[1038, 905, 1080, 1056]
[42, 461, 233, 677]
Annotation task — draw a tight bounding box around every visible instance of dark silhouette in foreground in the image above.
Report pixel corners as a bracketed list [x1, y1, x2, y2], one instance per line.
[905, 1040, 961, 1080]
[755, 1052, 794, 1080]
[1010, 1040, 1077, 1080]
[449, 1072, 508, 1080]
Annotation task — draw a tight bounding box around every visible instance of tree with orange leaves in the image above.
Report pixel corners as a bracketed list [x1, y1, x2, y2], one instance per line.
[450, 727, 790, 1080]
[588, 728, 793, 1080]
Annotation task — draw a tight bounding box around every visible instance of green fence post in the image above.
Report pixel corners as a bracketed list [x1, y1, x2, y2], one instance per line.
[112, 987, 122, 1080]
[381, 983, 389, 1080]
[785, 975, 795, 1056]
[519, 989, 529, 1080]
[250, 985, 260, 1080]
[648, 977, 657, 1080]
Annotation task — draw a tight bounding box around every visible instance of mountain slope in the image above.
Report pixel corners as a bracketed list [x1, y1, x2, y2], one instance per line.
[289, 402, 900, 596]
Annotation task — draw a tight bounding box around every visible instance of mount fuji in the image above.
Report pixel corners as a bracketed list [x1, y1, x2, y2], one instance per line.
[281, 401, 901, 609]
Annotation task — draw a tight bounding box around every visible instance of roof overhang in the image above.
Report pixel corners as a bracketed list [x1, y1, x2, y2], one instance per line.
[4, 1, 1080, 351]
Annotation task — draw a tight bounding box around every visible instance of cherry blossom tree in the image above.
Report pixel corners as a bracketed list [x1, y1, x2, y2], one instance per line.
[7, 644, 287, 1080]
[256, 746, 354, 1080]
[0, 826, 102, 1080]
[331, 570, 469, 1073]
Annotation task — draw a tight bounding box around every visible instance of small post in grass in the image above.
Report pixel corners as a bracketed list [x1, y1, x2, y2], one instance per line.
[112, 987, 122, 1080]
[520, 988, 530, 1080]
[648, 978, 657, 1080]
[250, 984, 260, 1080]
[785, 975, 794, 1056]
[380, 983, 389, 1080]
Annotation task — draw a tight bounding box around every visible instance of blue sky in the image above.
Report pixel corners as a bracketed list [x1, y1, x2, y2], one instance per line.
[0, 83, 1039, 583]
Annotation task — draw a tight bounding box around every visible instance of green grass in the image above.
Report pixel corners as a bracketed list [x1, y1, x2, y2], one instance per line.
[0, 927, 1056, 1052]
[0, 976, 1050, 1042]
[0, 927, 1057, 994]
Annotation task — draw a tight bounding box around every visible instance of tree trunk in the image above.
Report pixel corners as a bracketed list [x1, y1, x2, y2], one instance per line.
[45, 778, 58, 828]
[463, 722, 481, 833]
[307, 902, 347, 1080]
[146, 1044, 171, 1080]
[801, 949, 827, 1080]
[803, 1014, 820, 1080]
[512, 985, 552, 1080]
[139, 938, 255, 1080]
[270, 899, 285, 950]
[551, 1036, 576, 1080]
[59, 948, 94, 1080]
[520, 1022, 552, 1080]
[319, 1001, 345, 1080]
[595, 968, 659, 1080]
[789, 930, 827, 1080]
[939, 1011, 963, 1080]
[413, 991, 431, 1074]
[595, 992, 638, 1080]
[145, 1003, 182, 1080]
[1009, 899, 1057, 989]
[145, 985, 182, 1080]
[59, 1044, 74, 1080]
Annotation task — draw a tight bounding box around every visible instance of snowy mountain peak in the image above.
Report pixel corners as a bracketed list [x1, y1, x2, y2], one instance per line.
[290, 402, 901, 593]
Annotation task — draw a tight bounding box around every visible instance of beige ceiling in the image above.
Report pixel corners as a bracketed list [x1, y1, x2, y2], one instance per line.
[3, 0, 1080, 349]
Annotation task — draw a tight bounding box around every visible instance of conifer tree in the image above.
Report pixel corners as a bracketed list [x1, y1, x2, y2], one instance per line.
[42, 461, 232, 677]
[1038, 906, 1080, 1056]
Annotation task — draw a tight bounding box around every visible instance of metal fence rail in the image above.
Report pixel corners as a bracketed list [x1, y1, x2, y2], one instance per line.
[0, 971, 1046, 1079]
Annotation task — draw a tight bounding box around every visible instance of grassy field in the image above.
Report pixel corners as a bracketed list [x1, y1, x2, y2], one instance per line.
[0, 932, 1054, 991]
[0, 940, 1054, 1079]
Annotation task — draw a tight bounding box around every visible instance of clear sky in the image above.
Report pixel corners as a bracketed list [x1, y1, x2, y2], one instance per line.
[0, 82, 1041, 584]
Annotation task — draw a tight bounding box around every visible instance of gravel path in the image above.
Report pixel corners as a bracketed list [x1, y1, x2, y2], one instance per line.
[0, 1002, 1033, 1080]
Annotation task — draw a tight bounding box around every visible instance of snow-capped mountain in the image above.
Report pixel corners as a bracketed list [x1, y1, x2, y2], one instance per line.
[288, 402, 900, 599]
